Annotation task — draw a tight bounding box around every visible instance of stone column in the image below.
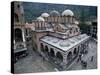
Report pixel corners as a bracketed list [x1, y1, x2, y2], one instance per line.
[14, 40, 16, 49]
[63, 55, 67, 64]
[22, 29, 26, 48]
[14, 39, 15, 44]
[22, 29, 25, 42]
[54, 50, 57, 56]
[78, 45, 81, 55]
[53, 50, 58, 63]
[61, 54, 67, 70]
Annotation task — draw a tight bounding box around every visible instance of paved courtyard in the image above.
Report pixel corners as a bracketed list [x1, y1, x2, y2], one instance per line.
[14, 39, 97, 73]
[68, 39, 97, 70]
[14, 44, 55, 74]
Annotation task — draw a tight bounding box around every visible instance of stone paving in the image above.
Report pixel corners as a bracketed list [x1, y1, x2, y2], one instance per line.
[14, 45, 55, 74]
[14, 39, 97, 73]
[68, 39, 97, 70]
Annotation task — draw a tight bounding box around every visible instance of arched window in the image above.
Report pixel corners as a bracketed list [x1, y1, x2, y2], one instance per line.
[15, 28, 23, 42]
[14, 13, 19, 22]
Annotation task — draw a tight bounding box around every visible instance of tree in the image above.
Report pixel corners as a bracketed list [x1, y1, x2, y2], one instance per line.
[79, 8, 89, 34]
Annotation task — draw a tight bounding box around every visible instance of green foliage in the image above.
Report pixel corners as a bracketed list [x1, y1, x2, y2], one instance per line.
[22, 2, 97, 27]
[79, 8, 90, 33]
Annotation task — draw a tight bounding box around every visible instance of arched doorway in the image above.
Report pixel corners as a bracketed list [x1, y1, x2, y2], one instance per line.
[56, 52, 63, 63]
[73, 48, 77, 55]
[50, 48, 55, 57]
[15, 28, 23, 42]
[45, 45, 49, 55]
[67, 51, 72, 61]
[40, 43, 44, 52]
[14, 13, 19, 22]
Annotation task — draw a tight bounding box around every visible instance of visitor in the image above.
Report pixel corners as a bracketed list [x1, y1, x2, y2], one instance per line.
[77, 57, 79, 62]
[84, 61, 87, 68]
[79, 55, 81, 61]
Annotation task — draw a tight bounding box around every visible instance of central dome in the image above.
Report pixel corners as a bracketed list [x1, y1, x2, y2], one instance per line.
[50, 10, 60, 16]
[41, 13, 49, 17]
[37, 16, 45, 21]
[62, 9, 74, 16]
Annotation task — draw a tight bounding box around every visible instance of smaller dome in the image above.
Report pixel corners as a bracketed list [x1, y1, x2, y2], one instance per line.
[50, 10, 60, 16]
[41, 13, 49, 17]
[62, 9, 74, 16]
[37, 16, 45, 21]
[25, 22, 28, 25]
[74, 21, 79, 25]
[59, 40, 70, 47]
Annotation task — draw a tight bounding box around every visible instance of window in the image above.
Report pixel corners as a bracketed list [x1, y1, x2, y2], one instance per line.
[17, 4, 20, 8]
[15, 28, 23, 42]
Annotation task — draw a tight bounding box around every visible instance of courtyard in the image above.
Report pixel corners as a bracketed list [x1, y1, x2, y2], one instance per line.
[14, 38, 97, 73]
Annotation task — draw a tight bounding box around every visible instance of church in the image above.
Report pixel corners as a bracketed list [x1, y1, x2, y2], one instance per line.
[13, 1, 90, 69]
[28, 9, 90, 70]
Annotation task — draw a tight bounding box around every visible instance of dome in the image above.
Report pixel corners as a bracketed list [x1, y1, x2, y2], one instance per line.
[74, 21, 79, 25]
[50, 10, 60, 16]
[59, 40, 70, 47]
[37, 16, 45, 21]
[25, 22, 28, 25]
[62, 9, 74, 16]
[41, 13, 49, 17]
